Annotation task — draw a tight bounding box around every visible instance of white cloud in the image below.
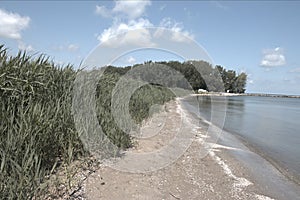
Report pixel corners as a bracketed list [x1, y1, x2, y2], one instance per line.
[99, 18, 153, 42]
[260, 47, 286, 67]
[112, 0, 151, 19]
[127, 56, 136, 64]
[18, 41, 34, 52]
[155, 18, 194, 42]
[67, 44, 79, 52]
[95, 1, 193, 47]
[95, 5, 111, 18]
[98, 18, 154, 47]
[0, 9, 30, 40]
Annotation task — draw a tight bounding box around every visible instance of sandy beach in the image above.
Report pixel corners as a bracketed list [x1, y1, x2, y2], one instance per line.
[81, 99, 289, 200]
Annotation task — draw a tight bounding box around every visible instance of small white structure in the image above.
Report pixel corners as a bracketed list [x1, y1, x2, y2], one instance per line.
[198, 89, 208, 94]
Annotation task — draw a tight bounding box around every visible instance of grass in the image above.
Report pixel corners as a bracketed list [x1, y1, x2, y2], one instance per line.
[0, 45, 175, 199]
[0, 45, 84, 199]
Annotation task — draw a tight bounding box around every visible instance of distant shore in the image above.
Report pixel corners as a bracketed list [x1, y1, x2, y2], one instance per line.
[191, 92, 300, 98]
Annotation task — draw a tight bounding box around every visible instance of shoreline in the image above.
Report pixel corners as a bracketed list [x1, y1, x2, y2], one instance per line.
[209, 122, 300, 200]
[82, 99, 290, 200]
[184, 94, 300, 187]
[180, 97, 300, 199]
[185, 94, 300, 186]
[191, 92, 300, 98]
[222, 126, 300, 187]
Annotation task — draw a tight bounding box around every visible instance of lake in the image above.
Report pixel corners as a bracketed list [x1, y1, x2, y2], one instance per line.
[181, 95, 300, 185]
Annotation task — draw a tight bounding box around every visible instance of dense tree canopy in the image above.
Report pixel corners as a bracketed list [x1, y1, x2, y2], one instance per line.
[110, 61, 247, 93]
[216, 65, 247, 93]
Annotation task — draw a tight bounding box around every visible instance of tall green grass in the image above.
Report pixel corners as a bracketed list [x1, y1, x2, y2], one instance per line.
[96, 69, 175, 149]
[0, 45, 85, 199]
[0, 45, 175, 199]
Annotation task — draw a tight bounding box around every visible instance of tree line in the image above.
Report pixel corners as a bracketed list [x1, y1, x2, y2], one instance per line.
[113, 60, 247, 93]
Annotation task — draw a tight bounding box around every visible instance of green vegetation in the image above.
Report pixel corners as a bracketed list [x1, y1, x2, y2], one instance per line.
[0, 46, 175, 199]
[216, 65, 247, 93]
[131, 60, 247, 93]
[0, 45, 84, 199]
[0, 45, 246, 199]
[95, 66, 175, 149]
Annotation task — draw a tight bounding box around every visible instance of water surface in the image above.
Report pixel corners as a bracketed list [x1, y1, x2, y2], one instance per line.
[182, 95, 300, 184]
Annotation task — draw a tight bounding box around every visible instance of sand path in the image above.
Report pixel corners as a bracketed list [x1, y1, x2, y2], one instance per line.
[83, 100, 275, 200]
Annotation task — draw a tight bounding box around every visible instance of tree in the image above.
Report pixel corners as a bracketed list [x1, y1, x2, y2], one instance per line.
[224, 70, 236, 92]
[216, 66, 247, 93]
[233, 72, 247, 93]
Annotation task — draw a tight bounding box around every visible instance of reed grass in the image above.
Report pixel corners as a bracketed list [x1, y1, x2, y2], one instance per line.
[0, 45, 175, 199]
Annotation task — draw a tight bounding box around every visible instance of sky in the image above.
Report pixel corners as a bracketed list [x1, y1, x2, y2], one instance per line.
[0, 1, 300, 95]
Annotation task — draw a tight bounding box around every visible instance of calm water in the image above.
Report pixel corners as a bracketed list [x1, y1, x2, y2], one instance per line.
[182, 95, 300, 184]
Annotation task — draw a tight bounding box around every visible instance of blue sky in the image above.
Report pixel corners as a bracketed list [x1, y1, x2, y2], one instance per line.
[0, 1, 300, 95]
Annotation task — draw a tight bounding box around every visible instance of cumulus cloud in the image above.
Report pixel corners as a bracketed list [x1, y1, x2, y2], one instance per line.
[260, 47, 286, 67]
[112, 0, 151, 19]
[97, 18, 153, 46]
[0, 9, 30, 40]
[95, 1, 194, 47]
[157, 18, 194, 42]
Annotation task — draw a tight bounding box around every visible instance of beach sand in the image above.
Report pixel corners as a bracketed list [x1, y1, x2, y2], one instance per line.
[82, 99, 278, 200]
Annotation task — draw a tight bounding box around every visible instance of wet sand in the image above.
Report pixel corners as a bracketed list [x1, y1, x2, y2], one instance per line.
[82, 99, 297, 200]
